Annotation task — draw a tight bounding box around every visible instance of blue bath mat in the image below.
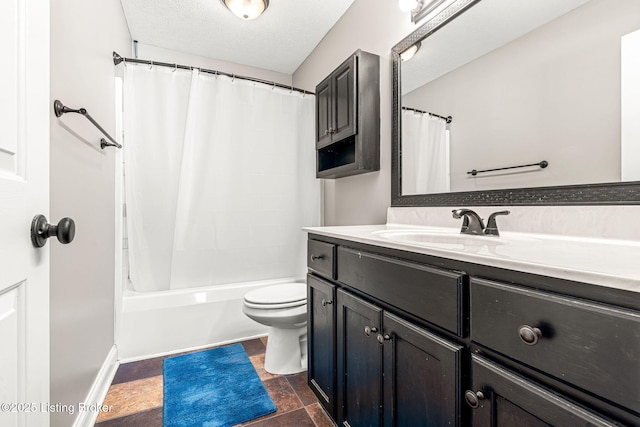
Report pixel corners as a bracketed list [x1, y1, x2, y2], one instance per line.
[163, 343, 276, 427]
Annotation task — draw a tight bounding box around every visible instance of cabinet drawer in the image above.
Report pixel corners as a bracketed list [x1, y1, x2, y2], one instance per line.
[470, 278, 640, 413]
[337, 247, 466, 336]
[308, 240, 336, 279]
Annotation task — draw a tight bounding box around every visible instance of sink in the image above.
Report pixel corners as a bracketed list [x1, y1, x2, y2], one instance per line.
[372, 228, 538, 250]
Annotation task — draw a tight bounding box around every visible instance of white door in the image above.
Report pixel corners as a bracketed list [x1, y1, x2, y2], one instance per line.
[0, 0, 51, 426]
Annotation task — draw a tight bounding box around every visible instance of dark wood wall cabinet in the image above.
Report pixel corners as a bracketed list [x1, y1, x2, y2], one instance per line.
[306, 234, 640, 427]
[315, 50, 380, 179]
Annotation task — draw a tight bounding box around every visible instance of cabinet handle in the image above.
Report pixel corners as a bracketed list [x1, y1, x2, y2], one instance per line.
[311, 254, 325, 261]
[328, 127, 335, 134]
[377, 334, 391, 344]
[321, 299, 333, 307]
[364, 326, 378, 337]
[464, 390, 485, 409]
[518, 325, 543, 346]
[324, 129, 329, 135]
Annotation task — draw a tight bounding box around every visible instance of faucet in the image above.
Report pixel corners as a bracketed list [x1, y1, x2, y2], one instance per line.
[484, 210, 510, 236]
[451, 209, 510, 236]
[451, 209, 485, 235]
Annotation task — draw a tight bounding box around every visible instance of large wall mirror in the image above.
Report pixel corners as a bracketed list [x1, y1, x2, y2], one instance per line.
[391, 0, 640, 206]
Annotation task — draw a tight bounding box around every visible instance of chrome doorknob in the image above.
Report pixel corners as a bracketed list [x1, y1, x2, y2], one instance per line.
[31, 215, 76, 248]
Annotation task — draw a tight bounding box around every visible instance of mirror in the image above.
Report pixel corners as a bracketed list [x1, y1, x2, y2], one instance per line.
[392, 0, 640, 206]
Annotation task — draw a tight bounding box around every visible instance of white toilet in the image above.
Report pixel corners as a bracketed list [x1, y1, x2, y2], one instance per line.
[242, 282, 308, 375]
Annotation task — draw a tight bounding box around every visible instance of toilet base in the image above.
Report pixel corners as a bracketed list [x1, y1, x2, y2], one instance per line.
[264, 326, 307, 375]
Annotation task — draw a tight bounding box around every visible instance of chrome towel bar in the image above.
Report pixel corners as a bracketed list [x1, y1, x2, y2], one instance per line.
[468, 160, 548, 176]
[53, 100, 122, 149]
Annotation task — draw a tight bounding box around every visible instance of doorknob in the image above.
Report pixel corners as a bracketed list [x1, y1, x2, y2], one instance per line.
[30, 215, 76, 248]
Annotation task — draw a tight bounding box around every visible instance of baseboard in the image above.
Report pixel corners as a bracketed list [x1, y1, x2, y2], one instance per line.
[72, 345, 119, 427]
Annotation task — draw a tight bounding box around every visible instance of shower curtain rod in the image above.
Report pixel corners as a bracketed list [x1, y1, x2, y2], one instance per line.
[112, 52, 315, 96]
[402, 106, 452, 123]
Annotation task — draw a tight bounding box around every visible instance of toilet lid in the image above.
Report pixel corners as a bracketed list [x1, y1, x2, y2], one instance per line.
[244, 283, 306, 305]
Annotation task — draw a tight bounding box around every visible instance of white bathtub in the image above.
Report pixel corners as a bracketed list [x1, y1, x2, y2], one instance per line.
[116, 277, 303, 362]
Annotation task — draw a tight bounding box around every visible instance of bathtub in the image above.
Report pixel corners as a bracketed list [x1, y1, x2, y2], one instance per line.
[116, 277, 304, 362]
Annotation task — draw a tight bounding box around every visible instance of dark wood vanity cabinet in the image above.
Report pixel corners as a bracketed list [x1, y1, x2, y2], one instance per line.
[382, 312, 463, 427]
[470, 278, 640, 416]
[336, 289, 383, 426]
[468, 355, 620, 427]
[335, 287, 463, 427]
[315, 50, 380, 179]
[307, 274, 337, 418]
[306, 236, 640, 427]
[308, 239, 466, 426]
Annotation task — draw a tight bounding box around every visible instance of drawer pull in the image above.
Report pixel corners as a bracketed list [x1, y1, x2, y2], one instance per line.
[364, 326, 378, 337]
[518, 325, 543, 346]
[310, 254, 325, 261]
[321, 299, 333, 307]
[464, 390, 485, 409]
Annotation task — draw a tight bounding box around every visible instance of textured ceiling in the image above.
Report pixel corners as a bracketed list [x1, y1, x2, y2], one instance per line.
[119, 0, 356, 74]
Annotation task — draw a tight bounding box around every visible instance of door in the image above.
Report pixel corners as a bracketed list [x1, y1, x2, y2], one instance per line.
[336, 289, 382, 427]
[331, 56, 357, 143]
[0, 0, 50, 426]
[315, 77, 332, 147]
[467, 355, 619, 427]
[382, 312, 463, 427]
[307, 275, 336, 417]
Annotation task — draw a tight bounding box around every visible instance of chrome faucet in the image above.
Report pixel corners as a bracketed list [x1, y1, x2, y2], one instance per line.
[452, 209, 510, 236]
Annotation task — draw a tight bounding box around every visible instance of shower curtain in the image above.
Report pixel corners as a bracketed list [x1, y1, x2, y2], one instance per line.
[401, 109, 450, 194]
[122, 64, 321, 292]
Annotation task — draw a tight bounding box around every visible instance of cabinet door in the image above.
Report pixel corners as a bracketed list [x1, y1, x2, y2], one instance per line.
[316, 77, 332, 147]
[307, 274, 337, 417]
[331, 56, 357, 142]
[382, 313, 463, 427]
[467, 355, 619, 427]
[337, 289, 383, 427]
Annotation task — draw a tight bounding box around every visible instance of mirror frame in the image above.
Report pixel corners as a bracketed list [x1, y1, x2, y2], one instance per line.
[391, 0, 640, 206]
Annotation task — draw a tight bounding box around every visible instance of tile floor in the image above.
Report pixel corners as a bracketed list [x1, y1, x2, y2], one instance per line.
[94, 337, 335, 426]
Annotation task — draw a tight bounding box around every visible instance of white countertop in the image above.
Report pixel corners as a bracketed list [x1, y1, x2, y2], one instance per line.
[304, 224, 640, 294]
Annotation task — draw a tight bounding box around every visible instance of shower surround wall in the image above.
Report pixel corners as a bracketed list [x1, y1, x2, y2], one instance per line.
[116, 47, 320, 359]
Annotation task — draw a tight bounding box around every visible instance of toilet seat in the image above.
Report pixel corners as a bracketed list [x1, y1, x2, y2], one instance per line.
[243, 283, 306, 310]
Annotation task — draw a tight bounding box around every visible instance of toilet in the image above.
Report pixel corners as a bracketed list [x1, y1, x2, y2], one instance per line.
[242, 282, 308, 375]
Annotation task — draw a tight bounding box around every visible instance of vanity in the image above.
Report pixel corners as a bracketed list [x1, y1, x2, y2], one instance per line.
[305, 215, 640, 426]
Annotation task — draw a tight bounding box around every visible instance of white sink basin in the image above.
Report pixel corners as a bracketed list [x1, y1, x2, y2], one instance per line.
[372, 228, 538, 250]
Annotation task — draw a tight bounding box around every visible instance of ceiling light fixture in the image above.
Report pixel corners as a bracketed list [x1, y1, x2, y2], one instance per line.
[399, 0, 454, 24]
[398, 0, 423, 13]
[222, 0, 269, 21]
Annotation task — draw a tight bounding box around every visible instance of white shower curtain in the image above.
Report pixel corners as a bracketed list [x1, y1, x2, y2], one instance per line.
[401, 110, 450, 194]
[122, 64, 321, 292]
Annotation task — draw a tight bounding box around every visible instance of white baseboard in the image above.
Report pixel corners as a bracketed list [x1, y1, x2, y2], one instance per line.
[73, 345, 119, 427]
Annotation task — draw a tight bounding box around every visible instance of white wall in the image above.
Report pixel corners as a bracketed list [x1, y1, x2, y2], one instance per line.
[49, 2, 130, 426]
[293, 0, 414, 225]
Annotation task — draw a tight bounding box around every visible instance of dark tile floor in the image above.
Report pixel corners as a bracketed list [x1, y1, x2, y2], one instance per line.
[94, 337, 335, 426]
